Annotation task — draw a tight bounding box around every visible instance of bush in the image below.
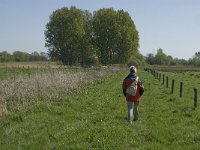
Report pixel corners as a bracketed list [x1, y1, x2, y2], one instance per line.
[127, 55, 146, 67]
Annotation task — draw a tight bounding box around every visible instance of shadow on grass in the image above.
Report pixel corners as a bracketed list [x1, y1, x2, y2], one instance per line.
[115, 116, 127, 122]
[181, 106, 196, 118]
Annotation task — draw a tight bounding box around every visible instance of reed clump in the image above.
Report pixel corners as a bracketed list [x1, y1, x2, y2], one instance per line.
[0, 67, 120, 112]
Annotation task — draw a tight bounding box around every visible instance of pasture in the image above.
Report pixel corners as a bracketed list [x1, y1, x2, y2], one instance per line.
[0, 64, 200, 149]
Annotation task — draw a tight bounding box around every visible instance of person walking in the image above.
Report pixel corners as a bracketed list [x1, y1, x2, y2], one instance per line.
[122, 66, 144, 123]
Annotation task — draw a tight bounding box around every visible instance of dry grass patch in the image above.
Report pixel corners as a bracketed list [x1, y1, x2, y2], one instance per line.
[0, 67, 121, 112]
[0, 96, 8, 117]
[0, 61, 59, 68]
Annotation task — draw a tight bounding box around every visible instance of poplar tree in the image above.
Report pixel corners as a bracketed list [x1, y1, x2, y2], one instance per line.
[45, 6, 94, 65]
[92, 8, 139, 64]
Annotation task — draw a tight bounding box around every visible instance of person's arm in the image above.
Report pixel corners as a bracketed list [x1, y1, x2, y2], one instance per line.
[122, 80, 126, 96]
[139, 80, 144, 96]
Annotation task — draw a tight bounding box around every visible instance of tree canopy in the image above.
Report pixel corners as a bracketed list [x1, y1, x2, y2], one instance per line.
[145, 49, 200, 66]
[45, 6, 140, 66]
[92, 8, 139, 64]
[45, 6, 90, 65]
[0, 51, 48, 62]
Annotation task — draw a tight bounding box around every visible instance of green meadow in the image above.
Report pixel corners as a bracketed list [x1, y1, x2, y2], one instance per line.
[1, 67, 200, 149]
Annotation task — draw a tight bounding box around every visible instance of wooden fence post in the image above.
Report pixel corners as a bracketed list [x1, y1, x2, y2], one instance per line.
[166, 76, 169, 88]
[171, 80, 175, 94]
[194, 88, 198, 109]
[180, 82, 183, 97]
[159, 73, 161, 82]
[162, 74, 165, 85]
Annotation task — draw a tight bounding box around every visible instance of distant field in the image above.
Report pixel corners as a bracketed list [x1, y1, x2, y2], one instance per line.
[150, 65, 200, 72]
[0, 61, 60, 80]
[0, 61, 59, 68]
[0, 62, 86, 81]
[0, 65, 88, 81]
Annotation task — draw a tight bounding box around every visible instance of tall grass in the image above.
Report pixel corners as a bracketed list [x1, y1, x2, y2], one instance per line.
[0, 67, 122, 112]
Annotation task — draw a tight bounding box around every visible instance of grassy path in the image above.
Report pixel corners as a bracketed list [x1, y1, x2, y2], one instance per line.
[1, 70, 200, 149]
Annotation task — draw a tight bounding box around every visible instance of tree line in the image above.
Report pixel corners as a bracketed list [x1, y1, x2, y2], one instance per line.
[45, 6, 142, 66]
[145, 48, 200, 66]
[0, 51, 48, 62]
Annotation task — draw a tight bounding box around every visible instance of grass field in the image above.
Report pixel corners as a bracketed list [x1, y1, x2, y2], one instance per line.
[150, 65, 200, 72]
[1, 67, 200, 149]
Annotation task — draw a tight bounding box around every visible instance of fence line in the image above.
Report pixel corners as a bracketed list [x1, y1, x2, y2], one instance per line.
[145, 68, 198, 109]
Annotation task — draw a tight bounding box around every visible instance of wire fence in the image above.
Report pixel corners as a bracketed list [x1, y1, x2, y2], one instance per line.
[144, 68, 199, 110]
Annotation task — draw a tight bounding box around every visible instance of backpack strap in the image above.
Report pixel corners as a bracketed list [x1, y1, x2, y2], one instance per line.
[135, 76, 139, 82]
[131, 76, 138, 83]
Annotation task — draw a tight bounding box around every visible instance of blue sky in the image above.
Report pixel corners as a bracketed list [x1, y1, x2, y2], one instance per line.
[0, 0, 200, 60]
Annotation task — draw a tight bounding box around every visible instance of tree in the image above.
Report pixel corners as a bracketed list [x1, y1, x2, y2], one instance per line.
[40, 52, 48, 61]
[45, 6, 94, 65]
[146, 49, 174, 65]
[29, 51, 48, 61]
[128, 53, 146, 67]
[145, 48, 192, 66]
[190, 51, 200, 66]
[154, 49, 167, 65]
[45, 7, 140, 65]
[115, 10, 139, 64]
[146, 53, 155, 65]
[13, 51, 30, 62]
[0, 51, 13, 62]
[92, 8, 139, 64]
[79, 10, 97, 66]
